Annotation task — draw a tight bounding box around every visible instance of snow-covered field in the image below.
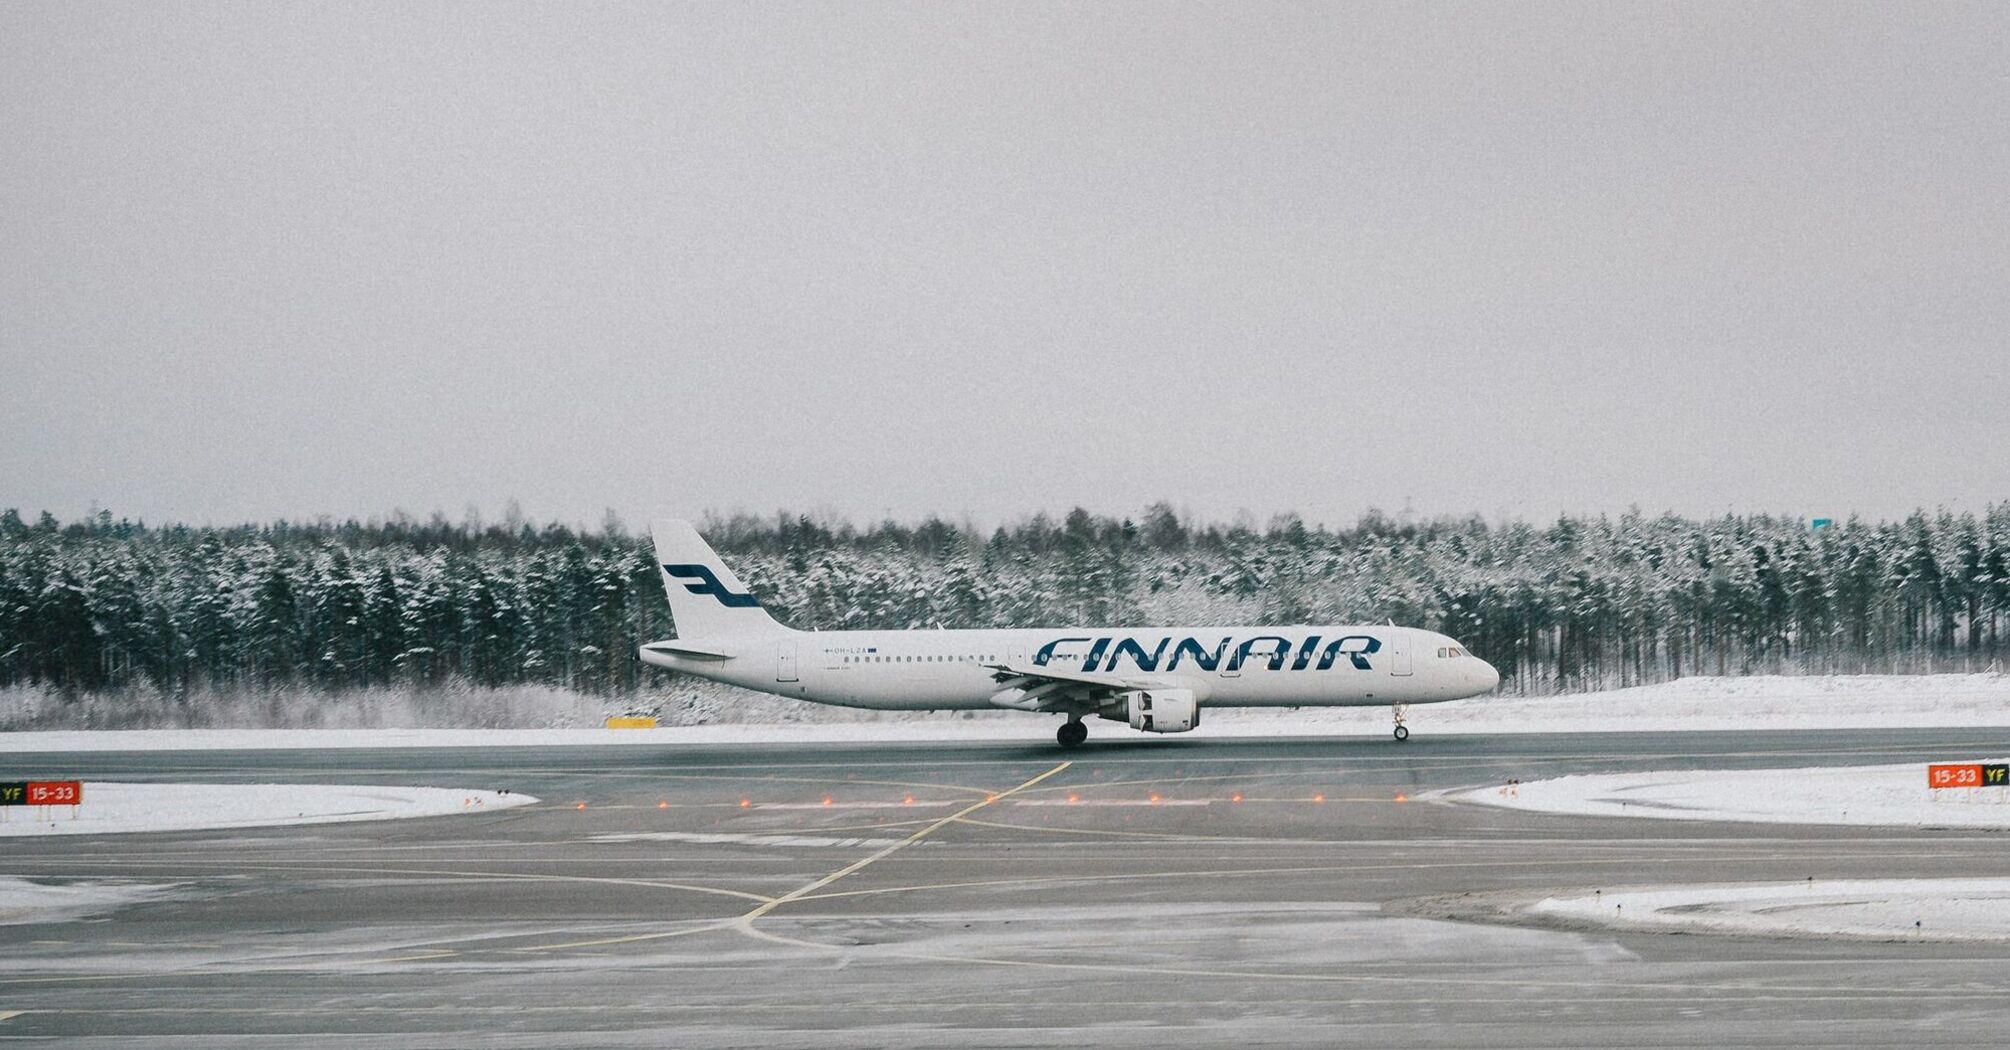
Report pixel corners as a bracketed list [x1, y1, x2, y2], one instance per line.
[1, 673, 2005, 751]
[1530, 879, 2010, 942]
[1453, 761, 2010, 828]
[0, 782, 538, 836]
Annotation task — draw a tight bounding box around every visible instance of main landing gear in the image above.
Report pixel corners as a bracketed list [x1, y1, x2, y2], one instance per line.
[1392, 703, 1410, 742]
[1057, 717, 1088, 748]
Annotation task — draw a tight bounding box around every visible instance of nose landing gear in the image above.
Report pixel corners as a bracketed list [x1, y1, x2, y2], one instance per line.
[1057, 717, 1088, 748]
[1392, 703, 1410, 742]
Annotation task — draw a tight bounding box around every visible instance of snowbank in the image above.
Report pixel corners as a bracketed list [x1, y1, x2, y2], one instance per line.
[2, 673, 2007, 751]
[1530, 879, 2010, 942]
[0, 782, 538, 836]
[1453, 762, 2010, 828]
[1420, 672, 2010, 732]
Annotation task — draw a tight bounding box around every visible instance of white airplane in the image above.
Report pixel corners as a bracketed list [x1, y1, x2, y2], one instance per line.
[638, 519, 1500, 746]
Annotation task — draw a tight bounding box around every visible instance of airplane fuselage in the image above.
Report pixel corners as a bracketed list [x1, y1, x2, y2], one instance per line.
[641, 624, 1499, 711]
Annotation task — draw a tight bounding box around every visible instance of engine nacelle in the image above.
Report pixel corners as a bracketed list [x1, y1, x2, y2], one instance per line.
[1106, 688, 1199, 733]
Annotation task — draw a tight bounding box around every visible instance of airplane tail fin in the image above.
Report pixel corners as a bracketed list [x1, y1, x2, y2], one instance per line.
[650, 519, 789, 639]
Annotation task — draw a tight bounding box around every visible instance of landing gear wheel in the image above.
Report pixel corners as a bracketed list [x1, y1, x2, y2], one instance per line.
[1391, 702, 1410, 743]
[1057, 720, 1088, 748]
[1393, 724, 1409, 742]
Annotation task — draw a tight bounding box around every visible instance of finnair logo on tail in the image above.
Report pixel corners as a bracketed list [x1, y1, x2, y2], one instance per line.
[663, 564, 761, 608]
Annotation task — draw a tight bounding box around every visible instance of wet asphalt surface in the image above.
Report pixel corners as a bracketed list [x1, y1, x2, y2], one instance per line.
[4, 727, 2010, 1047]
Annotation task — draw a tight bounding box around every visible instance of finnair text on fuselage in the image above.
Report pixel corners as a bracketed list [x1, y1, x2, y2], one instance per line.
[1031, 633, 1383, 674]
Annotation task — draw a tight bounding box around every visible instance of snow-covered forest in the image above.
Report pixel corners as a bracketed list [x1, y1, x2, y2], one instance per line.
[3, 504, 2008, 704]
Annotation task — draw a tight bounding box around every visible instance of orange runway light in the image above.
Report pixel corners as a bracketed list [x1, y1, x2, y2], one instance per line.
[821, 796, 834, 806]
[1312, 793, 1326, 803]
[739, 799, 751, 808]
[1067, 794, 1080, 804]
[1148, 794, 1162, 804]
[903, 795, 915, 805]
[1231, 793, 1243, 803]
[1394, 793, 1409, 803]
[657, 800, 670, 809]
[575, 802, 587, 810]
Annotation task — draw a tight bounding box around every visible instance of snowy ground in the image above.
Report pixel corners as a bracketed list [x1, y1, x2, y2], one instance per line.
[1, 673, 2006, 751]
[1451, 761, 2010, 828]
[1428, 671, 2010, 731]
[0, 782, 538, 836]
[1529, 879, 2010, 942]
[1448, 753, 2010, 943]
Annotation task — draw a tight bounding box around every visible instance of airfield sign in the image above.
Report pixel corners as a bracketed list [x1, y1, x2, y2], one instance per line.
[1927, 764, 2010, 789]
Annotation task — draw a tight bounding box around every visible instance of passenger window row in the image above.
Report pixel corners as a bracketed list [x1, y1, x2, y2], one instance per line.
[839, 654, 997, 664]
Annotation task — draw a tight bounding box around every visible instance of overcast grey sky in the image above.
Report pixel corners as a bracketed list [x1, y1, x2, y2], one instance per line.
[3, 2, 2006, 530]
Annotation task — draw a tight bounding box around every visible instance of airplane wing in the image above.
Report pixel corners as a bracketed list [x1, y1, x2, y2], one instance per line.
[982, 661, 1149, 690]
[981, 662, 1191, 713]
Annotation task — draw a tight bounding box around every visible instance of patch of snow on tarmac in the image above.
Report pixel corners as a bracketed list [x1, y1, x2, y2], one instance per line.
[0, 782, 538, 837]
[0, 875, 180, 924]
[1532, 879, 2010, 942]
[1454, 762, 2010, 828]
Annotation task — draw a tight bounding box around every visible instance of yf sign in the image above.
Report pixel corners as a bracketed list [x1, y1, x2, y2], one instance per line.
[1, 781, 83, 805]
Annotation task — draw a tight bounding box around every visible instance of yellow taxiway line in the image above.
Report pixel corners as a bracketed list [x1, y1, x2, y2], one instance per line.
[741, 761, 1073, 923]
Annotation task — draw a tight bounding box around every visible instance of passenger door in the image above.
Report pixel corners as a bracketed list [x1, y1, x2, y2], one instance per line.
[1388, 630, 1413, 677]
[776, 637, 799, 682]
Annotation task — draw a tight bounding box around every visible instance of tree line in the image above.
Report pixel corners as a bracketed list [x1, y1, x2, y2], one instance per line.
[2, 503, 2007, 698]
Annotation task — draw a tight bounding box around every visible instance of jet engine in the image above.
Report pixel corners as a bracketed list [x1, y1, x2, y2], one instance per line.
[1102, 688, 1199, 733]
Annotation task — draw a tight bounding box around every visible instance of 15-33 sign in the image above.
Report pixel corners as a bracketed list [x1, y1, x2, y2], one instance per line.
[1927, 764, 2010, 789]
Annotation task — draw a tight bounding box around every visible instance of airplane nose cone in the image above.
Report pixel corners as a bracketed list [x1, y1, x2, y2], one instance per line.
[1477, 659, 1501, 694]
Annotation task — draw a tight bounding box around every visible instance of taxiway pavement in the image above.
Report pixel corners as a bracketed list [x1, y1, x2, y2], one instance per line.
[5, 728, 2010, 1047]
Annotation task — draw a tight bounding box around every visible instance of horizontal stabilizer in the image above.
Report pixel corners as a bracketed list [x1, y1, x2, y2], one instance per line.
[642, 640, 735, 662]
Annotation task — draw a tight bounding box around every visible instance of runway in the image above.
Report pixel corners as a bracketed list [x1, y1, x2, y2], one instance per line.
[6, 728, 2010, 1047]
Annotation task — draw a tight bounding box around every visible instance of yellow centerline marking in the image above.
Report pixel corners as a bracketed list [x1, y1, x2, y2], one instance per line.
[512, 921, 735, 953]
[741, 761, 1072, 924]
